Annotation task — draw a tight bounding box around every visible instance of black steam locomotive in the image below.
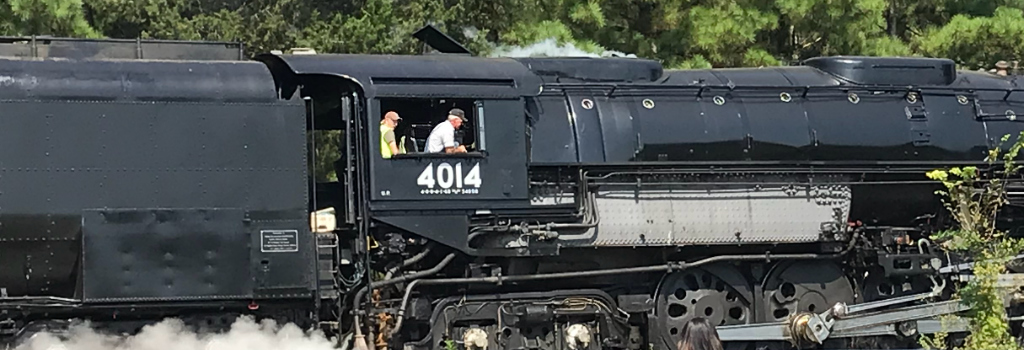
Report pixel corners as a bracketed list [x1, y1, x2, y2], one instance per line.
[2, 31, 1024, 350]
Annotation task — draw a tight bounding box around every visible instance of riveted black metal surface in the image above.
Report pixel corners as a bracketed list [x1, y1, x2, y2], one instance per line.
[0, 58, 310, 301]
[565, 90, 609, 162]
[953, 70, 1024, 148]
[526, 95, 577, 164]
[536, 64, 1024, 164]
[80, 208, 252, 302]
[250, 217, 316, 297]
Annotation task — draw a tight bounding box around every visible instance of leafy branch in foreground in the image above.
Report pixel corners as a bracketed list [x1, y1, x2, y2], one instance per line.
[920, 132, 1024, 350]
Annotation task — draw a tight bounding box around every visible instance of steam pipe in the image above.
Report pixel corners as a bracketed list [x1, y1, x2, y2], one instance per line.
[384, 243, 435, 280]
[358, 244, 437, 350]
[351, 252, 458, 342]
[467, 182, 599, 250]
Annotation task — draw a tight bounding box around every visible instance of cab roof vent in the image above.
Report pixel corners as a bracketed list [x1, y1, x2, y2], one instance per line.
[803, 56, 956, 86]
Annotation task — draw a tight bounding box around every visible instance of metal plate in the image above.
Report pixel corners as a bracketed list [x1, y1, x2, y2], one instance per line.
[554, 185, 850, 246]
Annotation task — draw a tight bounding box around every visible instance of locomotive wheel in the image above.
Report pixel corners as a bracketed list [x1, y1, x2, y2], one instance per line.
[761, 260, 856, 323]
[654, 263, 753, 350]
[760, 260, 860, 349]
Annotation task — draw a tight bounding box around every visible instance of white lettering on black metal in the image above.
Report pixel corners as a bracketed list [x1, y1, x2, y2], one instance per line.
[260, 230, 299, 253]
[417, 162, 481, 195]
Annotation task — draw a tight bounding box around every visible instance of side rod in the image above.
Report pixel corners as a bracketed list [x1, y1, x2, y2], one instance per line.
[716, 299, 969, 343]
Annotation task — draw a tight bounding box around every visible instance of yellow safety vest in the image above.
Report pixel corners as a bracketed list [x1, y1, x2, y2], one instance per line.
[380, 124, 394, 159]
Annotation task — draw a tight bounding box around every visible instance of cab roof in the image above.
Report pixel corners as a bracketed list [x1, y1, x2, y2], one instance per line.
[255, 53, 545, 99]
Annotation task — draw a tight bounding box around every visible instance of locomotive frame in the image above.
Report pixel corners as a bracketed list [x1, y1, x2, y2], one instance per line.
[2, 32, 1024, 350]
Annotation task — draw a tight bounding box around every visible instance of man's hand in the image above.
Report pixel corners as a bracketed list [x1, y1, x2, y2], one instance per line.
[445, 145, 468, 154]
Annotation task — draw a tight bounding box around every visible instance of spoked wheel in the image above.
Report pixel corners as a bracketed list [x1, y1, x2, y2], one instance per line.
[653, 263, 754, 350]
[761, 260, 857, 349]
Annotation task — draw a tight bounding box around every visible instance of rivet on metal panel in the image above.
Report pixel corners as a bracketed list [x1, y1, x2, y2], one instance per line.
[713, 96, 725, 105]
[957, 95, 969, 105]
[780, 92, 792, 103]
[1007, 110, 1017, 121]
[847, 93, 859, 104]
[642, 99, 655, 109]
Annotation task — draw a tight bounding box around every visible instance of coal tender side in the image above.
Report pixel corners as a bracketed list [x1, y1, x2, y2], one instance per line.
[0, 56, 313, 341]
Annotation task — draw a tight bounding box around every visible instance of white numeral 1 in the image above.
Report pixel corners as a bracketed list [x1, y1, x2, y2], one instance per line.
[455, 163, 463, 188]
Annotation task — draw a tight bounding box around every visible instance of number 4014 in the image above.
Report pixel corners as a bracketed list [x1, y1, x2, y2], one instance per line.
[417, 163, 481, 189]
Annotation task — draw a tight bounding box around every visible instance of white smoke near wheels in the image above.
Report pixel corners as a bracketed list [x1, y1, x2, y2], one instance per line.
[12, 316, 343, 350]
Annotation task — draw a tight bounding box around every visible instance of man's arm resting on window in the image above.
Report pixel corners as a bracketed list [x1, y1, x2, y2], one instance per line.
[445, 145, 467, 153]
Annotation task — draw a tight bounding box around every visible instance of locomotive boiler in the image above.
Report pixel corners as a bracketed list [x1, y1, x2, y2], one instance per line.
[2, 32, 1024, 350]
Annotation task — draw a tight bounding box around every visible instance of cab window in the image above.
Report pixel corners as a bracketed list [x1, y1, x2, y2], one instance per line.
[376, 97, 485, 158]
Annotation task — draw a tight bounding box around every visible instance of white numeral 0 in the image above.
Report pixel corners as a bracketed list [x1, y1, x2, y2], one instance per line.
[418, 163, 481, 189]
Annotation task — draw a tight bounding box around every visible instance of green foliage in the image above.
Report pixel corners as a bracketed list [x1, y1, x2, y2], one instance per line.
[921, 132, 1024, 350]
[5, 0, 1024, 70]
[914, 6, 1024, 70]
[920, 314, 956, 350]
[2, 0, 100, 37]
[776, 0, 890, 58]
[297, 0, 408, 55]
[685, 2, 778, 66]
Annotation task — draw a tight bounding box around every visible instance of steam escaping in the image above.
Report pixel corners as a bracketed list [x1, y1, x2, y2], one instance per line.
[462, 26, 480, 40]
[489, 38, 637, 58]
[12, 316, 345, 350]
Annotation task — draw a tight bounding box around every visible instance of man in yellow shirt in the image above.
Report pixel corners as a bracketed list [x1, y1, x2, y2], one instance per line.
[380, 111, 403, 158]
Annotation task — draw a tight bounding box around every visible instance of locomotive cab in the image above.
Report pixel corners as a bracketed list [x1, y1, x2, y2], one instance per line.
[257, 52, 543, 257]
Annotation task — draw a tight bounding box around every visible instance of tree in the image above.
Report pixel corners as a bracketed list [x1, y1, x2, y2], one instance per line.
[914, 6, 1024, 70]
[1, 0, 100, 37]
[921, 132, 1024, 350]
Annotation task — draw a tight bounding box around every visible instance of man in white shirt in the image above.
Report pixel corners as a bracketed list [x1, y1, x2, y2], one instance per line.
[425, 108, 468, 153]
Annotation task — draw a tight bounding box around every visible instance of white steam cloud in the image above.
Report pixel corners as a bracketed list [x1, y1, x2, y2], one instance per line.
[11, 316, 344, 350]
[489, 38, 637, 58]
